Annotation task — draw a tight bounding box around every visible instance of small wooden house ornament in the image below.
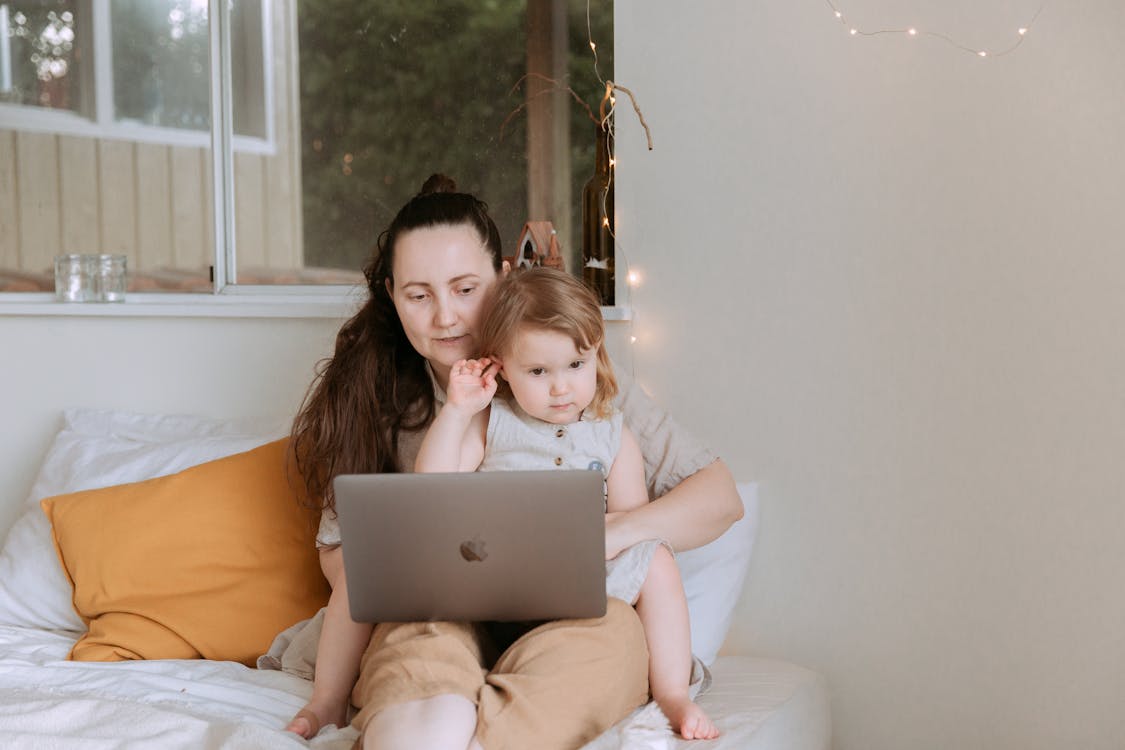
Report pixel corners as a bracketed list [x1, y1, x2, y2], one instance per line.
[509, 221, 565, 272]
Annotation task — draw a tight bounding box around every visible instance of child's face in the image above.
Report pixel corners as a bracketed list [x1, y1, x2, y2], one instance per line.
[499, 327, 598, 425]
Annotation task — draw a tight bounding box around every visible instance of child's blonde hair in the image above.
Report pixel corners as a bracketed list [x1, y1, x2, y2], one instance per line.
[479, 267, 618, 419]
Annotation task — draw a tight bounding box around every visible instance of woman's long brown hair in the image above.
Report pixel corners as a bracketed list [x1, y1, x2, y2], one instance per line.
[290, 174, 504, 513]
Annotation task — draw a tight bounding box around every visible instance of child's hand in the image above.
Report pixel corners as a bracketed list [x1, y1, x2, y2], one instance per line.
[446, 358, 499, 415]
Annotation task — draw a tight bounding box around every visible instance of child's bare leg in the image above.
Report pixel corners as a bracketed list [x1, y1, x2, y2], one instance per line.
[287, 547, 374, 738]
[634, 546, 719, 740]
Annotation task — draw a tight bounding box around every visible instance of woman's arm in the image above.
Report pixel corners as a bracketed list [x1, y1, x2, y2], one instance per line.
[611, 364, 743, 555]
[605, 458, 742, 557]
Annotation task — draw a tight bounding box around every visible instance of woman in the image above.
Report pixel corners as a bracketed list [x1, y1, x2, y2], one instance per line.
[288, 174, 742, 749]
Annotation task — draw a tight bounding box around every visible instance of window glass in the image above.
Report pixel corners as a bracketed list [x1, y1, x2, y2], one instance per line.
[111, 0, 209, 130]
[256, 0, 612, 285]
[0, 1, 82, 113]
[110, 0, 265, 137]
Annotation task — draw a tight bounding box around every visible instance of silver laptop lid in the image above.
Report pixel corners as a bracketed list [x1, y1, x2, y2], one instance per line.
[334, 470, 607, 623]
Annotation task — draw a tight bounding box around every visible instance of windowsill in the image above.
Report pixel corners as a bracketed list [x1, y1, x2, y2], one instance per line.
[0, 291, 634, 321]
[0, 291, 363, 319]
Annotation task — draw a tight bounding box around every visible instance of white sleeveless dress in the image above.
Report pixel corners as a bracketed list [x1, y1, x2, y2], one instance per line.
[479, 398, 668, 605]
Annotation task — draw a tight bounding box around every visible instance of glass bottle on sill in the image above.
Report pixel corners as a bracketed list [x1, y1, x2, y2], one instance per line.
[582, 123, 614, 306]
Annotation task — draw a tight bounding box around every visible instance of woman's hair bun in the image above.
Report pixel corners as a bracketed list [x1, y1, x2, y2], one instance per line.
[419, 173, 458, 196]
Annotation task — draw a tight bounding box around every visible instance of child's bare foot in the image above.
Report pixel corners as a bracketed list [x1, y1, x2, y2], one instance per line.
[285, 701, 347, 739]
[285, 707, 320, 739]
[655, 695, 720, 740]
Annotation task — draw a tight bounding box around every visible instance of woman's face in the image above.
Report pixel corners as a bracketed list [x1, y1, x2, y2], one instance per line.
[388, 224, 502, 385]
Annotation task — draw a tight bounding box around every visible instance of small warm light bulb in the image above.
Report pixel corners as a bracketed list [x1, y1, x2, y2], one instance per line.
[601, 217, 610, 228]
[835, 10, 842, 18]
[589, 41, 596, 51]
[630, 336, 637, 344]
[626, 270, 641, 287]
[850, 28, 858, 36]
[609, 158, 616, 167]
[609, 96, 616, 106]
[978, 50, 988, 57]
[907, 28, 917, 36]
[1018, 27, 1028, 35]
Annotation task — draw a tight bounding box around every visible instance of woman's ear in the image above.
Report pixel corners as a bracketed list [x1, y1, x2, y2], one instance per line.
[384, 278, 393, 297]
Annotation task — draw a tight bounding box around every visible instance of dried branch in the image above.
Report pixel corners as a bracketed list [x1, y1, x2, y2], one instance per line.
[605, 81, 654, 151]
[499, 73, 599, 142]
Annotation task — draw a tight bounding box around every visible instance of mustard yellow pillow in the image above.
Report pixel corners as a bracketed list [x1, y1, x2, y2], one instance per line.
[41, 438, 329, 666]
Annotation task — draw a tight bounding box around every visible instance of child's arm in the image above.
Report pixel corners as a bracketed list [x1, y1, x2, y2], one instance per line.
[605, 425, 651, 514]
[415, 358, 496, 473]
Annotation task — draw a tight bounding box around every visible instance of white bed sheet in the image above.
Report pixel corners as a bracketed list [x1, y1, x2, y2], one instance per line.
[580, 656, 829, 750]
[0, 626, 828, 750]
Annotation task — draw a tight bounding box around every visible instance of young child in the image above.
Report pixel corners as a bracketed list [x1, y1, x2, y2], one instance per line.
[415, 267, 719, 740]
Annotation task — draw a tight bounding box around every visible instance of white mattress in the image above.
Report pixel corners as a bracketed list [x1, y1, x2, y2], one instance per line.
[0, 625, 828, 749]
[581, 655, 830, 750]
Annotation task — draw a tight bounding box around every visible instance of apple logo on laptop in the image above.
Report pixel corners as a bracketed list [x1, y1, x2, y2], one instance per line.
[460, 534, 488, 562]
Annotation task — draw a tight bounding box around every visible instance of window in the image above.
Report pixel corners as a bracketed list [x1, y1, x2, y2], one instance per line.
[0, 0, 612, 297]
[0, 1, 269, 143]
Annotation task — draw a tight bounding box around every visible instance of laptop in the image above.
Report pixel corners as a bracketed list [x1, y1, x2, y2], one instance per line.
[334, 470, 607, 623]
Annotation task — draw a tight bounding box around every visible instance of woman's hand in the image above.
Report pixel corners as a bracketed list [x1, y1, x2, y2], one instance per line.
[445, 358, 499, 415]
[604, 460, 743, 556]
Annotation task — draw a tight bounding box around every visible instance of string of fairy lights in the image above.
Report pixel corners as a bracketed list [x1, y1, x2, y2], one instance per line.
[582, 1, 1047, 354]
[584, 1, 647, 345]
[824, 0, 1046, 58]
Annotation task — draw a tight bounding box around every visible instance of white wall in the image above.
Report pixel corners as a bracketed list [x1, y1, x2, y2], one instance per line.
[614, 1, 1125, 748]
[0, 315, 342, 533]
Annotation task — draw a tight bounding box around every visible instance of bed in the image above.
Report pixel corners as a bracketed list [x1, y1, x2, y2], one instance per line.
[0, 409, 830, 749]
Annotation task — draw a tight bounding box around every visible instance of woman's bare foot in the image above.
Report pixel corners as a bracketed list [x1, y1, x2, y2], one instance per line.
[285, 701, 347, 739]
[655, 694, 720, 740]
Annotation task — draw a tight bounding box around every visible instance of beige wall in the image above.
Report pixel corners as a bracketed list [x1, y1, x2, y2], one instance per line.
[615, 1, 1125, 748]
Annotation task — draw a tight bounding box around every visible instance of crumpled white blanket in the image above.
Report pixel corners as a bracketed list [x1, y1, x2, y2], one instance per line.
[2, 626, 826, 750]
[0, 626, 359, 750]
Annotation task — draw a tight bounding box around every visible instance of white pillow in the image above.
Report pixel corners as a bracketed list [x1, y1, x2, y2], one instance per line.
[2, 417, 756, 654]
[0, 409, 291, 632]
[678, 482, 759, 664]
